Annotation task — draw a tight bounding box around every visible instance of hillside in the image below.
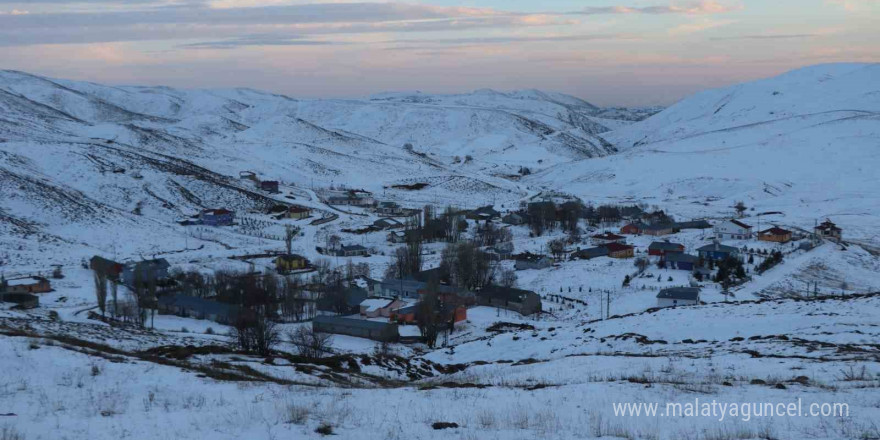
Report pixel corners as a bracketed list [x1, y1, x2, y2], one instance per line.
[533, 63, 880, 245]
[0, 71, 634, 267]
[1, 65, 879, 440]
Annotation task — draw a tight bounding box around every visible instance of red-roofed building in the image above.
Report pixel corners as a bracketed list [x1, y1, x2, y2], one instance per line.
[758, 227, 793, 243]
[591, 232, 626, 245]
[814, 219, 842, 242]
[603, 242, 635, 259]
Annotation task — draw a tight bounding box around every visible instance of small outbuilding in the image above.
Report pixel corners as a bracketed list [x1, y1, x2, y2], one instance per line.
[313, 316, 400, 342]
[757, 227, 793, 243]
[477, 286, 542, 316]
[656, 287, 701, 308]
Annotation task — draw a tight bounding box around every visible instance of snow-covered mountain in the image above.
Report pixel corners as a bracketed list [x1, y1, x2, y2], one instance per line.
[1, 63, 878, 267]
[534, 63, 880, 244]
[0, 70, 637, 264]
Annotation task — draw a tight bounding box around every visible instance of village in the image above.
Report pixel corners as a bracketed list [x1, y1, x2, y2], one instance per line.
[1, 172, 850, 357]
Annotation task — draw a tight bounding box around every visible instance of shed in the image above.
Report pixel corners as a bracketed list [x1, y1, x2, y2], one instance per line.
[656, 287, 701, 308]
[313, 316, 400, 342]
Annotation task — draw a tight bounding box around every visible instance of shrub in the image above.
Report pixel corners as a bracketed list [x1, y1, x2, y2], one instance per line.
[287, 404, 311, 425]
[0, 426, 24, 440]
[315, 423, 334, 436]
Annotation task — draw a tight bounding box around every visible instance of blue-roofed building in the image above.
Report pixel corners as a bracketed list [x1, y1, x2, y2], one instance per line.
[157, 294, 239, 324]
[656, 287, 701, 307]
[665, 253, 700, 271]
[697, 242, 740, 261]
[312, 316, 399, 342]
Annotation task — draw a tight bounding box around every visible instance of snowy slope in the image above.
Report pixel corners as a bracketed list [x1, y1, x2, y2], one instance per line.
[0, 70, 636, 267]
[534, 63, 880, 244]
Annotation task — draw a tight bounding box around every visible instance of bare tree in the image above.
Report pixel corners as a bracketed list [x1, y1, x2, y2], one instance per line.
[547, 238, 566, 260]
[327, 234, 341, 251]
[499, 268, 517, 288]
[289, 326, 334, 359]
[284, 225, 300, 255]
[634, 257, 649, 274]
[416, 284, 452, 348]
[110, 280, 118, 319]
[734, 201, 747, 217]
[233, 312, 280, 356]
[93, 271, 107, 317]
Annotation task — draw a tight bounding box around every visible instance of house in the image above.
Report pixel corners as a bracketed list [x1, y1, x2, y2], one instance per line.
[591, 232, 626, 245]
[697, 242, 740, 261]
[604, 242, 635, 259]
[260, 180, 279, 193]
[572, 246, 608, 260]
[490, 242, 514, 260]
[620, 222, 646, 235]
[642, 223, 675, 236]
[317, 287, 369, 315]
[502, 212, 526, 226]
[336, 244, 368, 257]
[674, 220, 712, 230]
[122, 258, 170, 287]
[377, 269, 473, 304]
[665, 253, 700, 271]
[275, 254, 308, 273]
[514, 253, 554, 270]
[359, 298, 405, 318]
[388, 229, 420, 243]
[477, 286, 542, 316]
[373, 218, 404, 230]
[90, 256, 125, 281]
[390, 303, 418, 324]
[815, 219, 842, 241]
[648, 241, 685, 257]
[327, 193, 375, 207]
[375, 201, 407, 216]
[200, 209, 235, 226]
[285, 205, 311, 220]
[656, 287, 701, 307]
[467, 205, 501, 221]
[714, 219, 752, 240]
[313, 316, 399, 342]
[0, 292, 39, 308]
[758, 227, 793, 243]
[157, 294, 239, 324]
[1, 276, 51, 294]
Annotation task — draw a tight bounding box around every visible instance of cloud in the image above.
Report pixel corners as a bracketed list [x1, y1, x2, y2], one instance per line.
[824, 0, 880, 11]
[669, 18, 736, 35]
[710, 34, 817, 41]
[0, 3, 578, 46]
[0, 9, 27, 14]
[573, 1, 742, 16]
[385, 33, 634, 48]
[179, 34, 342, 49]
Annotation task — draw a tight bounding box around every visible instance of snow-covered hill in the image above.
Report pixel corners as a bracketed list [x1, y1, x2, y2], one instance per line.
[0, 71, 639, 264]
[533, 63, 880, 244]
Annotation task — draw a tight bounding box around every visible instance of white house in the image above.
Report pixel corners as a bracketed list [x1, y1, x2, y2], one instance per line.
[656, 287, 701, 308]
[714, 219, 753, 240]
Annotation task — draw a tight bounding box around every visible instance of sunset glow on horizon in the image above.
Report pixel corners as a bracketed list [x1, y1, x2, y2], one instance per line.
[1, 0, 878, 106]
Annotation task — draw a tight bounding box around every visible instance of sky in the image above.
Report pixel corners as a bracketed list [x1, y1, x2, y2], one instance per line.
[0, 0, 878, 106]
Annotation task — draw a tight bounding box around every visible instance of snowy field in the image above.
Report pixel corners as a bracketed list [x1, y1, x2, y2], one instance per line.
[1, 64, 879, 439]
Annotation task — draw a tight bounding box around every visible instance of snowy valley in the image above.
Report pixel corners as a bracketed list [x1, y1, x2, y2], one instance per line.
[0, 63, 879, 440]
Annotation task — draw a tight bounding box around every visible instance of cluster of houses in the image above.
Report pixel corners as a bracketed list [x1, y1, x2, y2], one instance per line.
[179, 208, 236, 227]
[312, 268, 543, 343]
[572, 232, 636, 261]
[326, 190, 375, 207]
[0, 276, 52, 308]
[268, 204, 311, 220]
[90, 256, 172, 287]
